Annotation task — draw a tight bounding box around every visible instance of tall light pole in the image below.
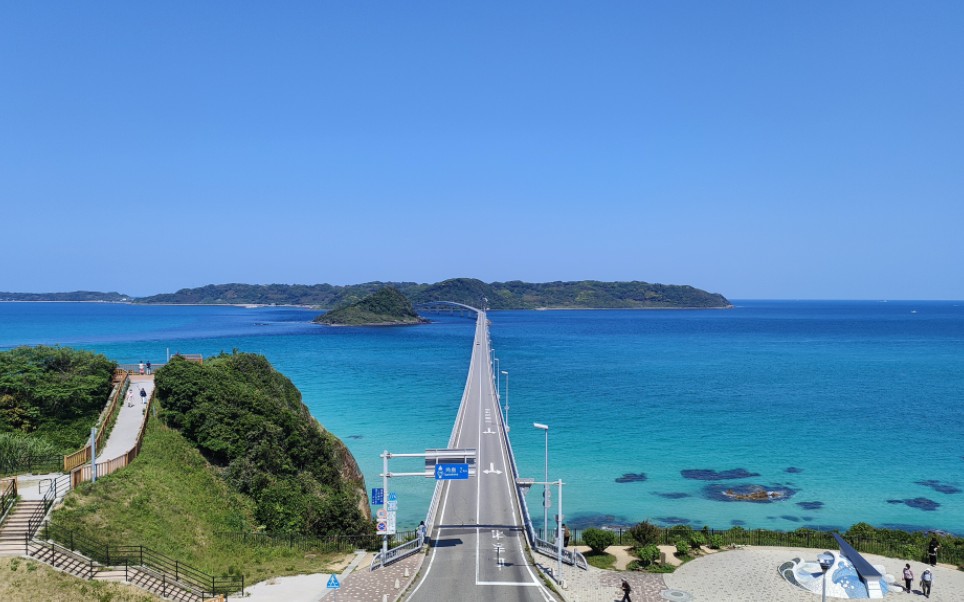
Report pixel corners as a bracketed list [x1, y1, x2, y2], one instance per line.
[533, 422, 549, 541]
[494, 358, 500, 401]
[501, 370, 509, 430]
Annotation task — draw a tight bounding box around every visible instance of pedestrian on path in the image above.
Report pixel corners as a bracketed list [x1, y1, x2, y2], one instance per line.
[140, 388, 147, 404]
[417, 521, 427, 546]
[619, 579, 632, 602]
[139, 361, 145, 375]
[902, 564, 913, 593]
[920, 569, 933, 598]
[146, 361, 151, 375]
[928, 537, 940, 566]
[563, 523, 571, 547]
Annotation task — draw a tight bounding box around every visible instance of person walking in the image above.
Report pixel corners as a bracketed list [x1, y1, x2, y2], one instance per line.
[417, 521, 427, 546]
[619, 579, 632, 602]
[146, 361, 152, 375]
[902, 564, 913, 593]
[563, 523, 571, 548]
[140, 388, 147, 404]
[138, 361, 145, 375]
[920, 569, 933, 598]
[927, 537, 940, 566]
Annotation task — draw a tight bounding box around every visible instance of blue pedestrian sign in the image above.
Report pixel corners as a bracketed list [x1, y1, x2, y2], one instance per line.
[371, 488, 383, 505]
[435, 463, 470, 480]
[388, 491, 397, 502]
[326, 574, 340, 589]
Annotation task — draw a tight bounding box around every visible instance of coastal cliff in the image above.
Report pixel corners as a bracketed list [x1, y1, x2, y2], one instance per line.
[155, 352, 371, 535]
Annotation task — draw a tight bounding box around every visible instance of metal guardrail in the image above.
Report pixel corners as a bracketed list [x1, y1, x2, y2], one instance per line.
[370, 533, 424, 571]
[491, 319, 588, 573]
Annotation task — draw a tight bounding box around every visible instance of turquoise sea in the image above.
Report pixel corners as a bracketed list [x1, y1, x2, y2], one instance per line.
[1, 300, 962, 534]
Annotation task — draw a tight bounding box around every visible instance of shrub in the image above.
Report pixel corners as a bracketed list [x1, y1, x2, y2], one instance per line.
[689, 532, 706, 551]
[709, 534, 725, 549]
[628, 521, 661, 546]
[845, 522, 877, 541]
[674, 538, 689, 558]
[636, 544, 660, 566]
[582, 528, 616, 554]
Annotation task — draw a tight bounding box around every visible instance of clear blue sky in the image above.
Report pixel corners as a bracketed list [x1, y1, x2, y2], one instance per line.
[2, 2, 962, 299]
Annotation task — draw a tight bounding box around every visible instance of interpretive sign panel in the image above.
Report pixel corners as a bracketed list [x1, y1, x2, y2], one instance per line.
[371, 488, 384, 505]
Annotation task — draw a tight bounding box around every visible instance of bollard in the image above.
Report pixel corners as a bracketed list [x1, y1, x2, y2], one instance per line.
[394, 578, 400, 589]
[382, 596, 388, 602]
[404, 567, 410, 577]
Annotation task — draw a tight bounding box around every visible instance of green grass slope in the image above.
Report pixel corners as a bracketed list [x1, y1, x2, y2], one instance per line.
[51, 418, 347, 583]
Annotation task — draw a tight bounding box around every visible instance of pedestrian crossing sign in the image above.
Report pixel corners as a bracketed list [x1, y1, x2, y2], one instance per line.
[326, 574, 340, 589]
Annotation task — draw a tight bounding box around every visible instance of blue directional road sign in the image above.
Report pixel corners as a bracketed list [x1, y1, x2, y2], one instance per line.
[371, 488, 383, 505]
[326, 574, 340, 589]
[435, 463, 470, 480]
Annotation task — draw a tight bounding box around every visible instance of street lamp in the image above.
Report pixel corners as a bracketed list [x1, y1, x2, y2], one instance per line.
[818, 551, 834, 602]
[533, 422, 549, 541]
[501, 370, 509, 430]
[495, 358, 500, 401]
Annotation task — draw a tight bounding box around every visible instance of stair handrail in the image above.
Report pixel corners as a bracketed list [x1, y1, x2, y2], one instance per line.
[0, 477, 17, 520]
[40, 522, 244, 598]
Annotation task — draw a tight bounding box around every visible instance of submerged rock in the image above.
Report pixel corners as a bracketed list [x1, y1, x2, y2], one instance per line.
[785, 467, 804, 474]
[886, 497, 940, 511]
[615, 472, 648, 483]
[654, 492, 691, 499]
[796, 501, 824, 510]
[704, 483, 798, 503]
[915, 479, 962, 494]
[682, 468, 761, 480]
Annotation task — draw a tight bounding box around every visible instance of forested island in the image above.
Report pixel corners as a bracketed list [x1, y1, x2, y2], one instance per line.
[5, 278, 729, 309]
[314, 286, 427, 326]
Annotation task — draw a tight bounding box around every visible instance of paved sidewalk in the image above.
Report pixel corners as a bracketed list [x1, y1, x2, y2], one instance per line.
[99, 375, 153, 459]
[245, 549, 426, 602]
[664, 546, 964, 601]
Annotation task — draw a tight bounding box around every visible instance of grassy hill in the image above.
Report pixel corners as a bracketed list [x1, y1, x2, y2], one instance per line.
[51, 418, 352, 582]
[0, 557, 158, 602]
[314, 286, 426, 326]
[154, 353, 371, 537]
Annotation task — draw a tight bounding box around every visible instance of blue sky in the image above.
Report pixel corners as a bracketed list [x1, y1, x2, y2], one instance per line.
[2, 2, 962, 299]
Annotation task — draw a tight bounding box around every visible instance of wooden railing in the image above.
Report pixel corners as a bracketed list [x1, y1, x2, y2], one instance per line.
[70, 387, 153, 489]
[64, 376, 129, 472]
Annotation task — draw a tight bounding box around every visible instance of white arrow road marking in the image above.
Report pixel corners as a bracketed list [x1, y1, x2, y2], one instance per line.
[482, 462, 503, 475]
[482, 428, 496, 435]
[492, 530, 503, 540]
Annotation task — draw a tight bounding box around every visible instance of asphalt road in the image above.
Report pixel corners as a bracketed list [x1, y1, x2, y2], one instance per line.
[406, 311, 557, 602]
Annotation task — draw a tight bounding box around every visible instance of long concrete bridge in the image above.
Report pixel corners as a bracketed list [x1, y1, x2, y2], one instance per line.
[382, 303, 586, 601]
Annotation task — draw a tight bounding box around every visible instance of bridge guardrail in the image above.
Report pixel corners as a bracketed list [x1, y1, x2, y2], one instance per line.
[492, 321, 588, 572]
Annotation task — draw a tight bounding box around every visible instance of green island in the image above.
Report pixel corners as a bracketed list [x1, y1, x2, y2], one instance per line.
[2, 278, 731, 309]
[314, 286, 427, 326]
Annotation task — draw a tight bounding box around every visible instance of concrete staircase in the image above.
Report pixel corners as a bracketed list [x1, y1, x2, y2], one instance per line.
[0, 499, 44, 556]
[24, 535, 206, 601]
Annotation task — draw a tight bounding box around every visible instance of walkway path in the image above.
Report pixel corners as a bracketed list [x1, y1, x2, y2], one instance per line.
[663, 546, 964, 601]
[99, 374, 153, 459]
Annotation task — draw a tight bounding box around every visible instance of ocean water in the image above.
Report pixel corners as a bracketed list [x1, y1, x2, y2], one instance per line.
[1, 300, 962, 534]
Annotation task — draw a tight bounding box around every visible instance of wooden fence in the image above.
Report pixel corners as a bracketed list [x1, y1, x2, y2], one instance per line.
[64, 376, 129, 472]
[70, 387, 153, 489]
